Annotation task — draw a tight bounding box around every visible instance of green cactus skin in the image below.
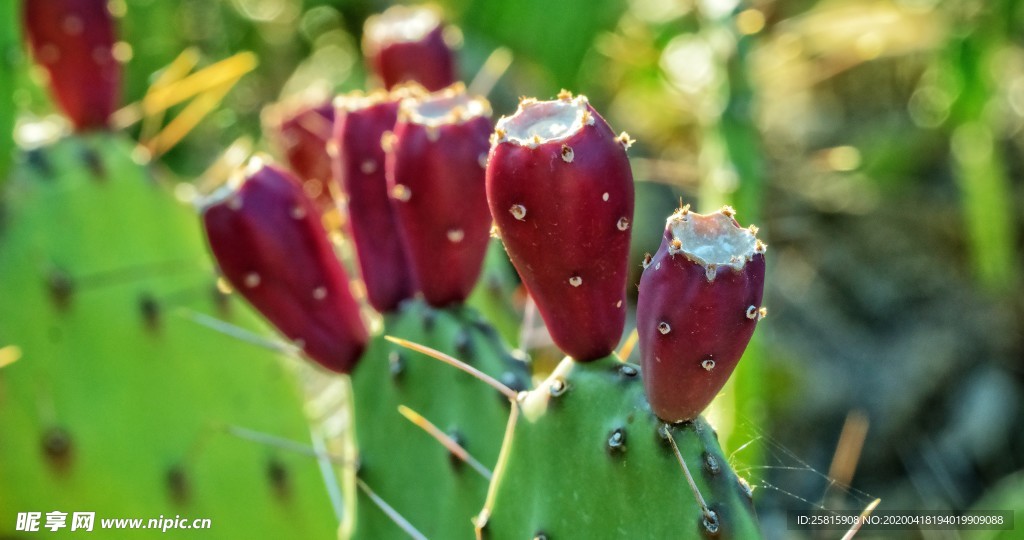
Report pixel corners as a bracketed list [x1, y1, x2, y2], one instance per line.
[0, 134, 336, 539]
[477, 356, 762, 539]
[0, 0, 19, 184]
[351, 299, 528, 539]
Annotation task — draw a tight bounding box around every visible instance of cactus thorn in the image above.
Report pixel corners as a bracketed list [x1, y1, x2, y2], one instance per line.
[616, 131, 635, 149]
[557, 88, 573, 100]
[355, 478, 428, 540]
[568, 275, 583, 287]
[658, 322, 671, 335]
[397, 405, 493, 480]
[669, 237, 683, 254]
[642, 253, 653, 269]
[701, 359, 715, 371]
[617, 217, 630, 231]
[661, 424, 718, 530]
[384, 336, 519, 401]
[720, 205, 736, 218]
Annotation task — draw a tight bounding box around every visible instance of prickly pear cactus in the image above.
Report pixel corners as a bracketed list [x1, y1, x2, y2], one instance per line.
[351, 300, 526, 539]
[0, 134, 336, 538]
[478, 92, 763, 539]
[478, 356, 761, 539]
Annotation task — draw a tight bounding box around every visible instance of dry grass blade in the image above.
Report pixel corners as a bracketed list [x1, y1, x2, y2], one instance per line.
[616, 328, 639, 361]
[397, 405, 492, 480]
[384, 335, 518, 401]
[142, 52, 258, 116]
[469, 46, 513, 97]
[147, 81, 234, 156]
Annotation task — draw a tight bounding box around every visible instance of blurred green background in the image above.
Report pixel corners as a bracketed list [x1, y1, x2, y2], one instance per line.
[2, 0, 1024, 538]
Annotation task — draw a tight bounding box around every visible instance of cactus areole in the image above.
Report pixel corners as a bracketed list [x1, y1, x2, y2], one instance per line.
[201, 161, 368, 373]
[363, 5, 456, 91]
[386, 84, 493, 308]
[637, 206, 766, 423]
[486, 92, 634, 362]
[23, 0, 121, 131]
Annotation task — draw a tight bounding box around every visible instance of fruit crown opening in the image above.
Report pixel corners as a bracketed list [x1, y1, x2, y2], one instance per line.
[364, 5, 441, 47]
[666, 206, 764, 272]
[400, 83, 490, 126]
[493, 93, 593, 148]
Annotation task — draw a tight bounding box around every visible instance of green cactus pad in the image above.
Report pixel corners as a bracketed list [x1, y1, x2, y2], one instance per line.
[351, 299, 528, 539]
[478, 356, 762, 539]
[0, 134, 336, 539]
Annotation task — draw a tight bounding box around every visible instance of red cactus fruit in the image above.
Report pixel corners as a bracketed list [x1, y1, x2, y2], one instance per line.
[486, 91, 635, 362]
[201, 160, 368, 374]
[363, 5, 457, 91]
[332, 89, 420, 312]
[264, 100, 336, 208]
[385, 83, 492, 307]
[637, 205, 767, 423]
[23, 0, 121, 131]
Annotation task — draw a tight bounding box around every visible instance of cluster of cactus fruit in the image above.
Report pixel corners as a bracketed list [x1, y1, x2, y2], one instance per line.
[3, 2, 770, 539]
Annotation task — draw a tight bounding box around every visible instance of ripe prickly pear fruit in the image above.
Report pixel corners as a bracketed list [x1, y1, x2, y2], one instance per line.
[264, 100, 336, 208]
[637, 205, 766, 423]
[486, 91, 634, 362]
[333, 89, 419, 313]
[201, 160, 368, 373]
[23, 0, 120, 131]
[385, 83, 492, 307]
[363, 5, 456, 91]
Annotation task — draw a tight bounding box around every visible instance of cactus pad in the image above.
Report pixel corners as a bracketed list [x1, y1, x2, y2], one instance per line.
[478, 356, 762, 539]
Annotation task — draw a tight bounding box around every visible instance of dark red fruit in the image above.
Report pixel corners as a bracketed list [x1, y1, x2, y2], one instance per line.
[24, 0, 120, 131]
[332, 89, 420, 312]
[385, 83, 492, 307]
[202, 161, 368, 374]
[637, 205, 767, 423]
[363, 5, 456, 91]
[264, 100, 336, 209]
[486, 92, 635, 362]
